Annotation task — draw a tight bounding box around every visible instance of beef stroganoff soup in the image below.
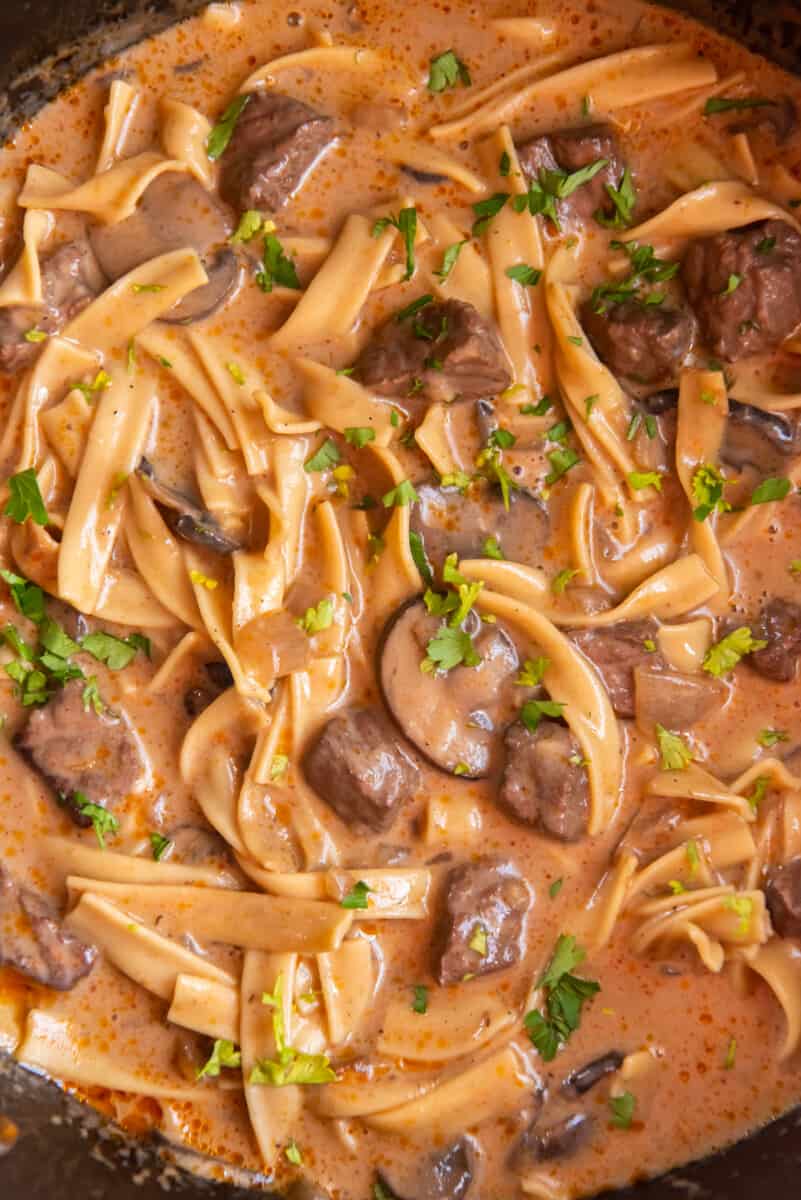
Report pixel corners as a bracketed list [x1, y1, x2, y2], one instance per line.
[2, 0, 801, 1196]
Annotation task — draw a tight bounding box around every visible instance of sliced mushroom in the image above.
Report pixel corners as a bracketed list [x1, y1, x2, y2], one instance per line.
[379, 598, 521, 778]
[561, 1051, 624, 1097]
[377, 1136, 478, 1200]
[410, 481, 548, 581]
[89, 173, 241, 324]
[137, 458, 243, 554]
[728, 96, 798, 142]
[723, 400, 801, 473]
[510, 1113, 593, 1171]
[633, 664, 727, 732]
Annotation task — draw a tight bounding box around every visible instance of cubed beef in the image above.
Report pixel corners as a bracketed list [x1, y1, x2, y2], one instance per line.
[569, 620, 660, 717]
[582, 299, 695, 383]
[219, 92, 335, 213]
[0, 239, 104, 373]
[0, 865, 95, 990]
[748, 599, 801, 682]
[765, 857, 801, 939]
[356, 298, 510, 403]
[435, 857, 530, 985]
[516, 124, 624, 226]
[15, 679, 150, 815]
[302, 706, 420, 832]
[499, 719, 589, 842]
[682, 220, 801, 361]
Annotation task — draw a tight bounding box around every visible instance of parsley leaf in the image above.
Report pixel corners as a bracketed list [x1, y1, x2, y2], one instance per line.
[197, 1038, 242, 1078]
[757, 728, 788, 748]
[545, 447, 580, 485]
[72, 793, 119, 849]
[285, 1141, 303, 1166]
[703, 95, 773, 116]
[341, 880, 370, 909]
[691, 463, 731, 522]
[373, 207, 417, 280]
[207, 93, 250, 160]
[0, 569, 45, 623]
[230, 210, 264, 244]
[520, 698, 565, 732]
[750, 476, 791, 505]
[628, 470, 662, 492]
[552, 567, 579, 594]
[524, 934, 600, 1061]
[595, 167, 637, 229]
[609, 1091, 636, 1129]
[4, 469, 48, 526]
[81, 676, 105, 715]
[382, 479, 419, 507]
[517, 657, 549, 686]
[703, 626, 766, 676]
[305, 438, 341, 473]
[427, 49, 471, 93]
[482, 536, 504, 560]
[344, 426, 376, 449]
[434, 239, 469, 281]
[81, 631, 144, 671]
[256, 232, 300, 292]
[505, 263, 542, 287]
[656, 724, 693, 770]
[412, 984, 428, 1014]
[471, 192, 510, 236]
[408, 530, 434, 586]
[395, 294, 433, 323]
[149, 832, 172, 861]
[422, 624, 481, 673]
[549, 878, 564, 899]
[251, 972, 336, 1087]
[296, 598, 334, 635]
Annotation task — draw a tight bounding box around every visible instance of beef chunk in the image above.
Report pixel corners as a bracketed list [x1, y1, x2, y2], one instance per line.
[356, 298, 510, 403]
[499, 720, 589, 842]
[748, 599, 801, 682]
[582, 299, 695, 383]
[436, 857, 530, 985]
[723, 401, 801, 473]
[15, 679, 149, 813]
[569, 620, 660, 717]
[765, 857, 801, 939]
[511, 1113, 593, 1170]
[219, 92, 335, 213]
[682, 220, 801, 361]
[562, 1051, 624, 1097]
[516, 124, 624, 226]
[378, 1138, 476, 1200]
[0, 864, 95, 989]
[0, 239, 104, 373]
[302, 706, 420, 832]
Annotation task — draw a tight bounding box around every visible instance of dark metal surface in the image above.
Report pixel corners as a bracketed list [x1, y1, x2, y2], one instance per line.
[0, 0, 800, 1196]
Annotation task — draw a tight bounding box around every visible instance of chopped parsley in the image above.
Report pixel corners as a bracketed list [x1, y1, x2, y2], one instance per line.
[524, 934, 600, 1062]
[517, 657, 549, 687]
[628, 469, 663, 492]
[757, 236, 776, 255]
[304, 438, 341, 473]
[197, 1038, 242, 1078]
[513, 159, 609, 230]
[703, 95, 773, 117]
[546, 420, 571, 443]
[545, 446, 580, 485]
[344, 426, 376, 449]
[691, 463, 731, 522]
[81, 631, 146, 671]
[656, 724, 693, 770]
[395, 294, 433, 323]
[471, 192, 510, 236]
[482, 535, 504, 560]
[372, 207, 418, 280]
[250, 972, 336, 1087]
[505, 262, 542, 287]
[189, 569, 218, 590]
[270, 754, 289, 780]
[552, 567, 579, 594]
[609, 1091, 636, 1129]
[758, 728, 788, 748]
[468, 923, 488, 956]
[225, 360, 246, 386]
[75, 369, 112, 402]
[724, 1037, 737, 1070]
[296, 598, 334, 635]
[341, 880, 370, 910]
[595, 168, 637, 229]
[721, 273, 742, 296]
[434, 239, 468, 281]
[521, 698, 566, 732]
[256, 232, 300, 292]
[750, 476, 791, 505]
[702, 626, 766, 676]
[81, 676, 104, 715]
[412, 984, 428, 1014]
[72, 793, 119, 849]
[4, 469, 48, 526]
[149, 832, 172, 861]
[0, 569, 45, 624]
[24, 327, 47, 344]
[230, 210, 265, 244]
[748, 776, 769, 812]
[427, 49, 471, 92]
[131, 283, 165, 294]
[408, 530, 434, 586]
[422, 624, 481, 673]
[285, 1141, 303, 1166]
[549, 878, 564, 899]
[382, 479, 419, 507]
[207, 93, 250, 160]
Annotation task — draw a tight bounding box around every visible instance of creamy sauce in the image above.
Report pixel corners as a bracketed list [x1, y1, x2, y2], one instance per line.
[0, 2, 800, 1198]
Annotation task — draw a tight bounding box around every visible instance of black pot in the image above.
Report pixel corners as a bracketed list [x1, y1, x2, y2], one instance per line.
[0, 2, 800, 1196]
